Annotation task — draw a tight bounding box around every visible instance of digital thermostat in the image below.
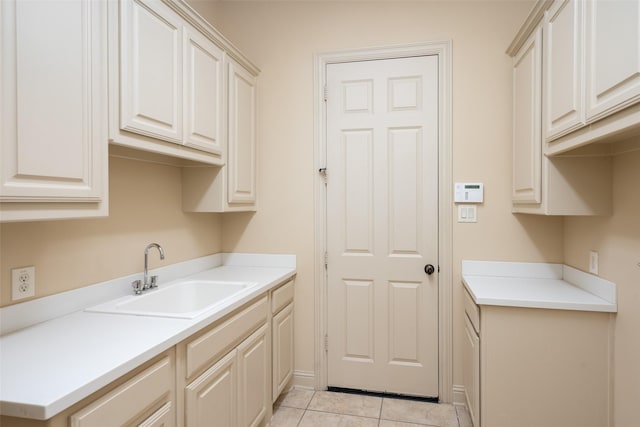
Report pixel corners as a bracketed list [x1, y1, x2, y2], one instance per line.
[454, 182, 484, 203]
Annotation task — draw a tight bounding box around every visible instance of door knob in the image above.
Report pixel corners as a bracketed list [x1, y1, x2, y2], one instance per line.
[424, 264, 435, 275]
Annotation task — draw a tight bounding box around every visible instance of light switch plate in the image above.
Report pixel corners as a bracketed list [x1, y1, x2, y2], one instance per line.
[458, 205, 477, 223]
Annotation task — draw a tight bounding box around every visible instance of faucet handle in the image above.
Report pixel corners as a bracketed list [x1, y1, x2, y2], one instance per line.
[150, 275, 159, 288]
[131, 279, 143, 295]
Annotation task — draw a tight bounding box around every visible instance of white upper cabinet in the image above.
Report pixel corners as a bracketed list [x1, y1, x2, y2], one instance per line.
[182, 57, 258, 212]
[109, 0, 239, 165]
[119, 0, 183, 144]
[512, 27, 542, 205]
[509, 1, 612, 215]
[227, 58, 257, 207]
[183, 26, 225, 155]
[536, 0, 640, 154]
[543, 0, 585, 141]
[585, 0, 640, 122]
[0, 0, 108, 222]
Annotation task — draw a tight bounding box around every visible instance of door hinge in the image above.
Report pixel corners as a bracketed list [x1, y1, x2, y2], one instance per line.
[324, 334, 329, 352]
[319, 168, 327, 184]
[324, 251, 328, 268]
[323, 85, 328, 102]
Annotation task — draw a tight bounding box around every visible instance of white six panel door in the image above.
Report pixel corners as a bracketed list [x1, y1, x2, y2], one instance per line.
[326, 56, 439, 397]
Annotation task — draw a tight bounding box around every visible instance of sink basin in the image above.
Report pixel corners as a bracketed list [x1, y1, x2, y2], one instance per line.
[86, 280, 256, 319]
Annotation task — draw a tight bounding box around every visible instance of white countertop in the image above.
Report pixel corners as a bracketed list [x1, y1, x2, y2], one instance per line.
[0, 253, 296, 420]
[462, 260, 616, 312]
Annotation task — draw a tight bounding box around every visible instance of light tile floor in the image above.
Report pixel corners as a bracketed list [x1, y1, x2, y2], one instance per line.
[269, 389, 473, 427]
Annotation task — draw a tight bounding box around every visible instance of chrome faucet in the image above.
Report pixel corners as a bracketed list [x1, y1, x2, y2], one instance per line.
[132, 243, 165, 295]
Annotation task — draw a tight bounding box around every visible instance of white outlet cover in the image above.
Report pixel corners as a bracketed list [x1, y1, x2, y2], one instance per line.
[12, 266, 35, 300]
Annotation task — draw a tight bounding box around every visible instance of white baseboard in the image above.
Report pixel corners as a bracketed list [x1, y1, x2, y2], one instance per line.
[453, 384, 468, 407]
[291, 370, 316, 390]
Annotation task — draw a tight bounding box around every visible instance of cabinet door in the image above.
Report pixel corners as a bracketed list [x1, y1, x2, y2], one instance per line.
[185, 349, 237, 427]
[120, 0, 182, 143]
[0, 0, 106, 204]
[463, 315, 480, 427]
[237, 324, 269, 427]
[272, 303, 294, 402]
[585, 0, 640, 122]
[227, 58, 257, 206]
[512, 26, 542, 205]
[543, 0, 585, 141]
[183, 26, 225, 155]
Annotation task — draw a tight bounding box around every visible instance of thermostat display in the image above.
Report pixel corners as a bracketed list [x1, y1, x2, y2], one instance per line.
[454, 182, 484, 203]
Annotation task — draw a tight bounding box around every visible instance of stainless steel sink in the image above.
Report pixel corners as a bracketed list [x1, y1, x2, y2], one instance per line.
[86, 280, 256, 319]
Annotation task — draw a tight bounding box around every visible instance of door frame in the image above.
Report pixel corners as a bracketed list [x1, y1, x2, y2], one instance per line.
[313, 41, 453, 402]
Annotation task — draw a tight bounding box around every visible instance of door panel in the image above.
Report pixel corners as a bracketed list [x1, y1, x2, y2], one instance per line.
[327, 56, 439, 397]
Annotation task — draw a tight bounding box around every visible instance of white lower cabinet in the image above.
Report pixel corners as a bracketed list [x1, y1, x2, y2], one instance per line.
[271, 280, 295, 402]
[70, 351, 176, 427]
[463, 288, 611, 427]
[185, 350, 238, 427]
[180, 296, 270, 427]
[184, 323, 270, 427]
[237, 325, 270, 427]
[462, 289, 480, 427]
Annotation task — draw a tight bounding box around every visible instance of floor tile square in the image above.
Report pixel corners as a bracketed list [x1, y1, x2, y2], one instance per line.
[269, 406, 305, 427]
[379, 420, 429, 427]
[381, 399, 458, 427]
[275, 388, 315, 409]
[455, 405, 473, 427]
[308, 391, 383, 418]
[299, 410, 379, 427]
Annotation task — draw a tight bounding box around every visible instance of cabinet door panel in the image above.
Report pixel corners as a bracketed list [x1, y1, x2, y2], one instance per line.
[586, 0, 640, 121]
[185, 350, 237, 427]
[237, 324, 269, 427]
[228, 59, 257, 206]
[463, 315, 480, 427]
[120, 0, 182, 143]
[1, 0, 105, 202]
[272, 303, 294, 401]
[184, 26, 224, 154]
[544, 0, 584, 141]
[512, 27, 542, 205]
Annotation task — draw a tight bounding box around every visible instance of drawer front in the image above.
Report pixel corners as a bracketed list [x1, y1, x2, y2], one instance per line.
[463, 286, 480, 333]
[271, 279, 294, 314]
[70, 354, 174, 427]
[186, 296, 268, 379]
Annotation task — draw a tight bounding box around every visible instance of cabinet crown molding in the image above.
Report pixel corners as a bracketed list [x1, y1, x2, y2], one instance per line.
[164, 0, 260, 76]
[506, 0, 553, 56]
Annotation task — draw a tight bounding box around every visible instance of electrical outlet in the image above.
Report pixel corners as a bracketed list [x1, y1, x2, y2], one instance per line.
[12, 266, 35, 300]
[589, 251, 599, 275]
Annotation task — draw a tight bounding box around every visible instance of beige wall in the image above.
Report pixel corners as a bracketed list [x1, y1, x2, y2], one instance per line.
[188, 0, 564, 387]
[564, 145, 640, 427]
[0, 156, 222, 306]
